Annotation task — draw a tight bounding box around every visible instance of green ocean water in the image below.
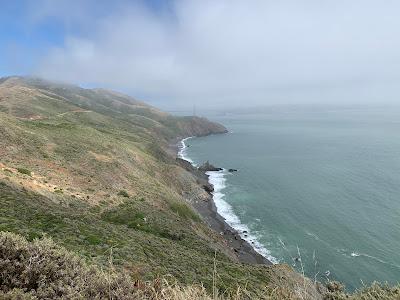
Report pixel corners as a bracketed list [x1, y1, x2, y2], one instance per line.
[182, 107, 400, 290]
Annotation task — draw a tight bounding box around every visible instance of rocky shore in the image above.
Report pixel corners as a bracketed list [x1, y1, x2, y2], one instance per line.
[175, 143, 272, 265]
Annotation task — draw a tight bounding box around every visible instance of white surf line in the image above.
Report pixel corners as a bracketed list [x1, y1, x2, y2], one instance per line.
[206, 169, 279, 264]
[179, 137, 278, 263]
[178, 137, 196, 165]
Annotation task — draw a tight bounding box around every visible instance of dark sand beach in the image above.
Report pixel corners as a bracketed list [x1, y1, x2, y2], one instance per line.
[172, 137, 272, 266]
[192, 190, 272, 265]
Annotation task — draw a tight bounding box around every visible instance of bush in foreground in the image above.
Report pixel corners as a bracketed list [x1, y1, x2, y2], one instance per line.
[0, 231, 138, 299]
[0, 232, 215, 299]
[1, 231, 399, 300]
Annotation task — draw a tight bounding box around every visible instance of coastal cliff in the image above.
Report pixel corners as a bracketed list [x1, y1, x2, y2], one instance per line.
[0, 77, 395, 299]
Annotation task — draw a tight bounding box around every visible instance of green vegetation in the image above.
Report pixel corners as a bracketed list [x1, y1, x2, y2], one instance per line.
[117, 190, 130, 197]
[1, 231, 398, 300]
[16, 167, 31, 176]
[0, 231, 165, 299]
[0, 179, 276, 297]
[0, 77, 397, 299]
[170, 201, 201, 222]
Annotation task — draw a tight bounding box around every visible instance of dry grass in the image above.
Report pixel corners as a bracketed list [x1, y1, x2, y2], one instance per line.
[1, 77, 399, 300]
[0, 232, 234, 299]
[0, 231, 322, 300]
[1, 229, 399, 300]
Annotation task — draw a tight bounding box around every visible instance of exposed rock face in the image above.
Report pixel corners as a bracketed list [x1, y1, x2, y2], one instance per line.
[176, 158, 195, 172]
[176, 159, 214, 194]
[202, 183, 214, 194]
[228, 168, 238, 172]
[198, 161, 223, 172]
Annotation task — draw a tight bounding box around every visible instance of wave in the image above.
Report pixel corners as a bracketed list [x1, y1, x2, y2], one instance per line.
[177, 137, 196, 165]
[178, 137, 278, 263]
[305, 230, 400, 270]
[350, 252, 400, 270]
[206, 169, 279, 263]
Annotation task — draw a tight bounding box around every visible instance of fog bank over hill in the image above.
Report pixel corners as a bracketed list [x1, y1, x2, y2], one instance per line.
[5, 0, 399, 109]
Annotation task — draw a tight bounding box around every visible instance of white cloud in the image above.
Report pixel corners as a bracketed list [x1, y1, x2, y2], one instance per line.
[34, 0, 400, 108]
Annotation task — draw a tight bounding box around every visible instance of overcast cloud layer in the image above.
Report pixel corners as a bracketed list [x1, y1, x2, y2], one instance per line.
[32, 0, 400, 109]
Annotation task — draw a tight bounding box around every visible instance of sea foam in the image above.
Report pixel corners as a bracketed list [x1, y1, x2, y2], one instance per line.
[179, 137, 278, 264]
[206, 170, 278, 264]
[178, 137, 196, 165]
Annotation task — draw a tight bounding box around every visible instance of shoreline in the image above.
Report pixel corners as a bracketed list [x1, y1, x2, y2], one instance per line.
[175, 136, 273, 265]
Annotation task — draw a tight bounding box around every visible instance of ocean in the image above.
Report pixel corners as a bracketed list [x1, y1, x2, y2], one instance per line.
[179, 107, 400, 290]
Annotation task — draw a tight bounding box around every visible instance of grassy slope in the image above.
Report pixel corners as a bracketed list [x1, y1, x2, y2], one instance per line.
[1, 77, 397, 299]
[2, 232, 399, 300]
[1, 77, 322, 298]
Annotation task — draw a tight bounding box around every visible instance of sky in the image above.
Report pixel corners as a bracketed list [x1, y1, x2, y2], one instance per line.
[2, 0, 400, 110]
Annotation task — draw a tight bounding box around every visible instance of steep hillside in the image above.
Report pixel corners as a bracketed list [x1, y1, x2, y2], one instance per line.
[0, 76, 226, 138]
[0, 77, 325, 299]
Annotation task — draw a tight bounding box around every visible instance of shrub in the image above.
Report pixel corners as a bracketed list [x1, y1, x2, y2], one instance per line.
[101, 203, 183, 240]
[0, 231, 137, 299]
[170, 202, 200, 222]
[0, 289, 37, 300]
[85, 234, 102, 245]
[350, 283, 400, 300]
[117, 190, 129, 198]
[16, 168, 31, 176]
[326, 281, 345, 293]
[0, 232, 214, 299]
